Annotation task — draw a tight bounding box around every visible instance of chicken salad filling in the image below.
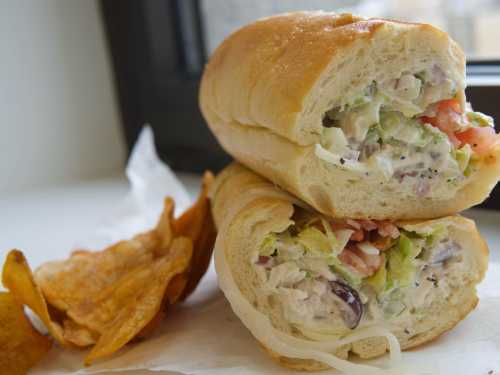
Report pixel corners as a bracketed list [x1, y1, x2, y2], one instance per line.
[251, 210, 464, 338]
[316, 66, 497, 197]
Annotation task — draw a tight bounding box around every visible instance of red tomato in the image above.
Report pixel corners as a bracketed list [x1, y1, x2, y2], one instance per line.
[456, 127, 497, 157]
[421, 98, 499, 154]
[420, 99, 462, 147]
[437, 99, 462, 113]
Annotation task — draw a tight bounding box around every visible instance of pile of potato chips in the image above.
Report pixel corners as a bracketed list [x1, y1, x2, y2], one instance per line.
[0, 172, 216, 373]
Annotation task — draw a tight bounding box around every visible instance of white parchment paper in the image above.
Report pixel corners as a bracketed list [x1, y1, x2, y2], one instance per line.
[31, 128, 500, 375]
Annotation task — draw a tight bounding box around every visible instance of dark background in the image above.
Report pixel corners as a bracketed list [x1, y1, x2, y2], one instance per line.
[100, 0, 500, 209]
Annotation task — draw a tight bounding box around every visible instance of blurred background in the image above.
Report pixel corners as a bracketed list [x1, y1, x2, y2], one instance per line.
[2, 0, 500, 207]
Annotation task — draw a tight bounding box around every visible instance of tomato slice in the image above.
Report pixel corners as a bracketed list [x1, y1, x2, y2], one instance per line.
[420, 99, 462, 147]
[437, 98, 462, 113]
[420, 98, 498, 155]
[456, 127, 497, 156]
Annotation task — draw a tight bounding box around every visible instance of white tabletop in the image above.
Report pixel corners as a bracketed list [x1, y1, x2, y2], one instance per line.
[1, 174, 499, 375]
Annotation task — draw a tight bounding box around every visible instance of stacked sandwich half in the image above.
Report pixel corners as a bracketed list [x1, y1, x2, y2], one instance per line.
[199, 12, 500, 373]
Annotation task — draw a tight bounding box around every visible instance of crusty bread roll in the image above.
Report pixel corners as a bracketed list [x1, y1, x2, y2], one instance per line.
[211, 163, 488, 372]
[201, 12, 500, 220]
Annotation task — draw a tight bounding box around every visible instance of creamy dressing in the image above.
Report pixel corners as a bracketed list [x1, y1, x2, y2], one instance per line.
[317, 68, 470, 197]
[252, 226, 462, 337]
[215, 213, 402, 375]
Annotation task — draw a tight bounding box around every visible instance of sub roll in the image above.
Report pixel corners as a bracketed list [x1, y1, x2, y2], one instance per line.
[211, 163, 488, 373]
[201, 12, 500, 220]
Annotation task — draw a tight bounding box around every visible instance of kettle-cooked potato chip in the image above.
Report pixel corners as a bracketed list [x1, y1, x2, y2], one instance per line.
[84, 236, 192, 364]
[133, 310, 166, 341]
[34, 198, 175, 313]
[0, 292, 52, 375]
[1, 174, 217, 366]
[62, 319, 98, 347]
[32, 199, 193, 364]
[174, 172, 217, 300]
[2, 250, 69, 347]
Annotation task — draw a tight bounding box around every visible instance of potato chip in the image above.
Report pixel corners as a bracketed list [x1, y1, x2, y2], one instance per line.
[31, 199, 192, 364]
[1, 177, 217, 366]
[0, 292, 52, 375]
[2, 250, 69, 347]
[133, 310, 166, 341]
[155, 197, 175, 253]
[63, 319, 98, 347]
[173, 171, 217, 299]
[84, 236, 192, 364]
[165, 273, 189, 304]
[34, 198, 175, 313]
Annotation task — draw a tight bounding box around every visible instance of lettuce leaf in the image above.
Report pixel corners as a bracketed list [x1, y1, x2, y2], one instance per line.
[297, 227, 331, 253]
[328, 257, 363, 287]
[365, 258, 387, 294]
[453, 144, 472, 173]
[385, 233, 422, 289]
[467, 111, 494, 128]
[259, 233, 278, 256]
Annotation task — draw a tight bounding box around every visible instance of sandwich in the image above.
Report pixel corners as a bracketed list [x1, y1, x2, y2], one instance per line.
[210, 163, 488, 373]
[200, 12, 500, 219]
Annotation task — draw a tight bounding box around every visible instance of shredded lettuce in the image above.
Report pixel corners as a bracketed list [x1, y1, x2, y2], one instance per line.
[365, 259, 387, 294]
[424, 225, 448, 248]
[467, 111, 494, 128]
[259, 233, 278, 256]
[259, 219, 363, 287]
[333, 97, 383, 142]
[453, 144, 472, 173]
[297, 227, 332, 254]
[295, 221, 353, 256]
[334, 230, 355, 254]
[320, 218, 339, 249]
[464, 159, 476, 177]
[385, 233, 422, 289]
[328, 257, 363, 287]
[379, 112, 425, 146]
